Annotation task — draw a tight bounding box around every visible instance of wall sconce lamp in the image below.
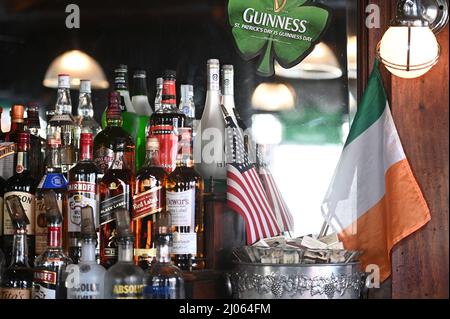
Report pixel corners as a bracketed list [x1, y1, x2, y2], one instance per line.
[377, 0, 448, 78]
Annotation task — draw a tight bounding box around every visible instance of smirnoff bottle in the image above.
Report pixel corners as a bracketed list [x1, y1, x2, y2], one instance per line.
[99, 141, 134, 268]
[32, 190, 72, 299]
[48, 74, 77, 175]
[94, 92, 136, 179]
[3, 132, 37, 266]
[131, 70, 153, 116]
[35, 133, 68, 259]
[154, 77, 163, 112]
[76, 80, 102, 139]
[148, 70, 185, 174]
[114, 65, 135, 113]
[66, 206, 105, 299]
[1, 195, 33, 299]
[196, 59, 226, 180]
[25, 104, 45, 183]
[104, 209, 144, 299]
[133, 137, 167, 269]
[143, 210, 185, 299]
[167, 128, 205, 271]
[67, 132, 100, 263]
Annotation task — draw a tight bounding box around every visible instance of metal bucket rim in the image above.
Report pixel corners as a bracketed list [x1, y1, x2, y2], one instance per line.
[232, 261, 361, 268]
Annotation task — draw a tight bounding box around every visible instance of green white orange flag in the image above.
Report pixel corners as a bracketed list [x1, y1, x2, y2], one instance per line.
[321, 60, 431, 282]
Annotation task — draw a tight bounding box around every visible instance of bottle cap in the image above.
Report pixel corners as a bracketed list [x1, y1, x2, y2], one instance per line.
[115, 64, 128, 73]
[156, 77, 163, 86]
[106, 91, 122, 120]
[114, 209, 133, 239]
[80, 206, 97, 239]
[133, 70, 146, 78]
[146, 137, 159, 151]
[222, 64, 233, 71]
[5, 195, 30, 230]
[43, 190, 63, 225]
[163, 69, 176, 79]
[58, 74, 71, 89]
[79, 80, 91, 93]
[11, 104, 25, 121]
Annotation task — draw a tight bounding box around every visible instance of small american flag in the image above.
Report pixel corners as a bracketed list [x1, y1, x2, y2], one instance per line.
[222, 106, 281, 244]
[258, 159, 294, 234]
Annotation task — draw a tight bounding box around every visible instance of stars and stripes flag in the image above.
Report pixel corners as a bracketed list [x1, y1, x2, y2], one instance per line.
[222, 105, 281, 244]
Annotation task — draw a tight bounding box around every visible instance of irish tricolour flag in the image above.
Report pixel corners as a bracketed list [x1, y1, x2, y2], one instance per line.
[321, 61, 431, 282]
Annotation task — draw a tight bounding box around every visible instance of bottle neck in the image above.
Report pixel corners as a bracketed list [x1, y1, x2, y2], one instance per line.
[111, 150, 128, 170]
[144, 148, 160, 168]
[47, 224, 62, 248]
[161, 78, 177, 112]
[16, 148, 30, 174]
[55, 88, 72, 115]
[10, 230, 29, 267]
[45, 146, 62, 173]
[80, 142, 93, 161]
[133, 77, 148, 97]
[207, 65, 220, 92]
[78, 92, 94, 119]
[177, 128, 193, 167]
[81, 238, 96, 263]
[114, 70, 129, 92]
[156, 234, 171, 263]
[11, 120, 25, 133]
[106, 118, 122, 127]
[118, 240, 134, 262]
[154, 85, 163, 112]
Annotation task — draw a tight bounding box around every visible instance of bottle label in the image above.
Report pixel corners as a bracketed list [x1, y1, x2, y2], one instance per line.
[112, 284, 144, 299]
[68, 182, 98, 232]
[149, 125, 178, 173]
[49, 114, 73, 123]
[32, 270, 57, 299]
[3, 191, 35, 235]
[134, 248, 156, 259]
[167, 189, 195, 228]
[104, 247, 117, 257]
[162, 79, 176, 105]
[143, 286, 178, 299]
[70, 282, 102, 299]
[172, 232, 197, 255]
[94, 147, 114, 174]
[1, 288, 32, 299]
[208, 66, 220, 91]
[16, 152, 25, 173]
[99, 192, 129, 225]
[32, 285, 56, 299]
[42, 173, 68, 189]
[132, 187, 162, 220]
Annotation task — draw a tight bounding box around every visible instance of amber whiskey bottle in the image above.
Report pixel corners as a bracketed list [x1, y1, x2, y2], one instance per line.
[99, 141, 134, 268]
[166, 128, 205, 271]
[132, 137, 167, 269]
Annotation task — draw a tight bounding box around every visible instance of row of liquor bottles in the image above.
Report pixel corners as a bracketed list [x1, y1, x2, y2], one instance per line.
[1, 191, 183, 299]
[0, 58, 242, 299]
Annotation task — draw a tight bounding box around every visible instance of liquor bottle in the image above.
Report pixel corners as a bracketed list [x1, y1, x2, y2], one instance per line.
[35, 133, 68, 259]
[67, 132, 100, 264]
[148, 70, 185, 174]
[76, 80, 102, 142]
[67, 206, 105, 299]
[94, 91, 135, 179]
[99, 141, 134, 268]
[0, 195, 33, 299]
[6, 104, 25, 143]
[143, 210, 185, 299]
[45, 107, 54, 140]
[221, 65, 238, 125]
[179, 84, 195, 128]
[104, 209, 144, 299]
[196, 59, 226, 180]
[3, 132, 37, 266]
[131, 70, 153, 116]
[32, 190, 72, 299]
[133, 137, 167, 269]
[166, 128, 205, 271]
[154, 77, 163, 112]
[114, 65, 135, 113]
[48, 74, 77, 175]
[25, 104, 45, 185]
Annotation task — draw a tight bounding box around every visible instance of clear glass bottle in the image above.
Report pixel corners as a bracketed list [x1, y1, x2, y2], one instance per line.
[220, 65, 238, 124]
[76, 80, 102, 139]
[35, 133, 68, 260]
[166, 128, 205, 271]
[104, 209, 144, 299]
[114, 65, 135, 113]
[179, 84, 195, 127]
[32, 190, 72, 299]
[48, 74, 77, 175]
[99, 142, 134, 268]
[67, 132, 100, 264]
[1, 195, 33, 299]
[143, 210, 185, 299]
[67, 206, 105, 299]
[196, 59, 226, 180]
[154, 77, 163, 112]
[131, 70, 153, 116]
[132, 137, 167, 270]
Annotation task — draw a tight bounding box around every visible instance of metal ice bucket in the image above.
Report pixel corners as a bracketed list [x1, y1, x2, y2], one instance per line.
[227, 261, 364, 299]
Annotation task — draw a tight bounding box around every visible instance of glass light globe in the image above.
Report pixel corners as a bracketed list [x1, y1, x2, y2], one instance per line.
[379, 26, 439, 78]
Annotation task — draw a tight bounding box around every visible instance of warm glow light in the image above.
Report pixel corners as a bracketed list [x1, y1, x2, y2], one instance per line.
[251, 114, 283, 145]
[347, 36, 357, 79]
[43, 50, 109, 89]
[251, 83, 295, 111]
[379, 26, 439, 78]
[275, 42, 342, 79]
